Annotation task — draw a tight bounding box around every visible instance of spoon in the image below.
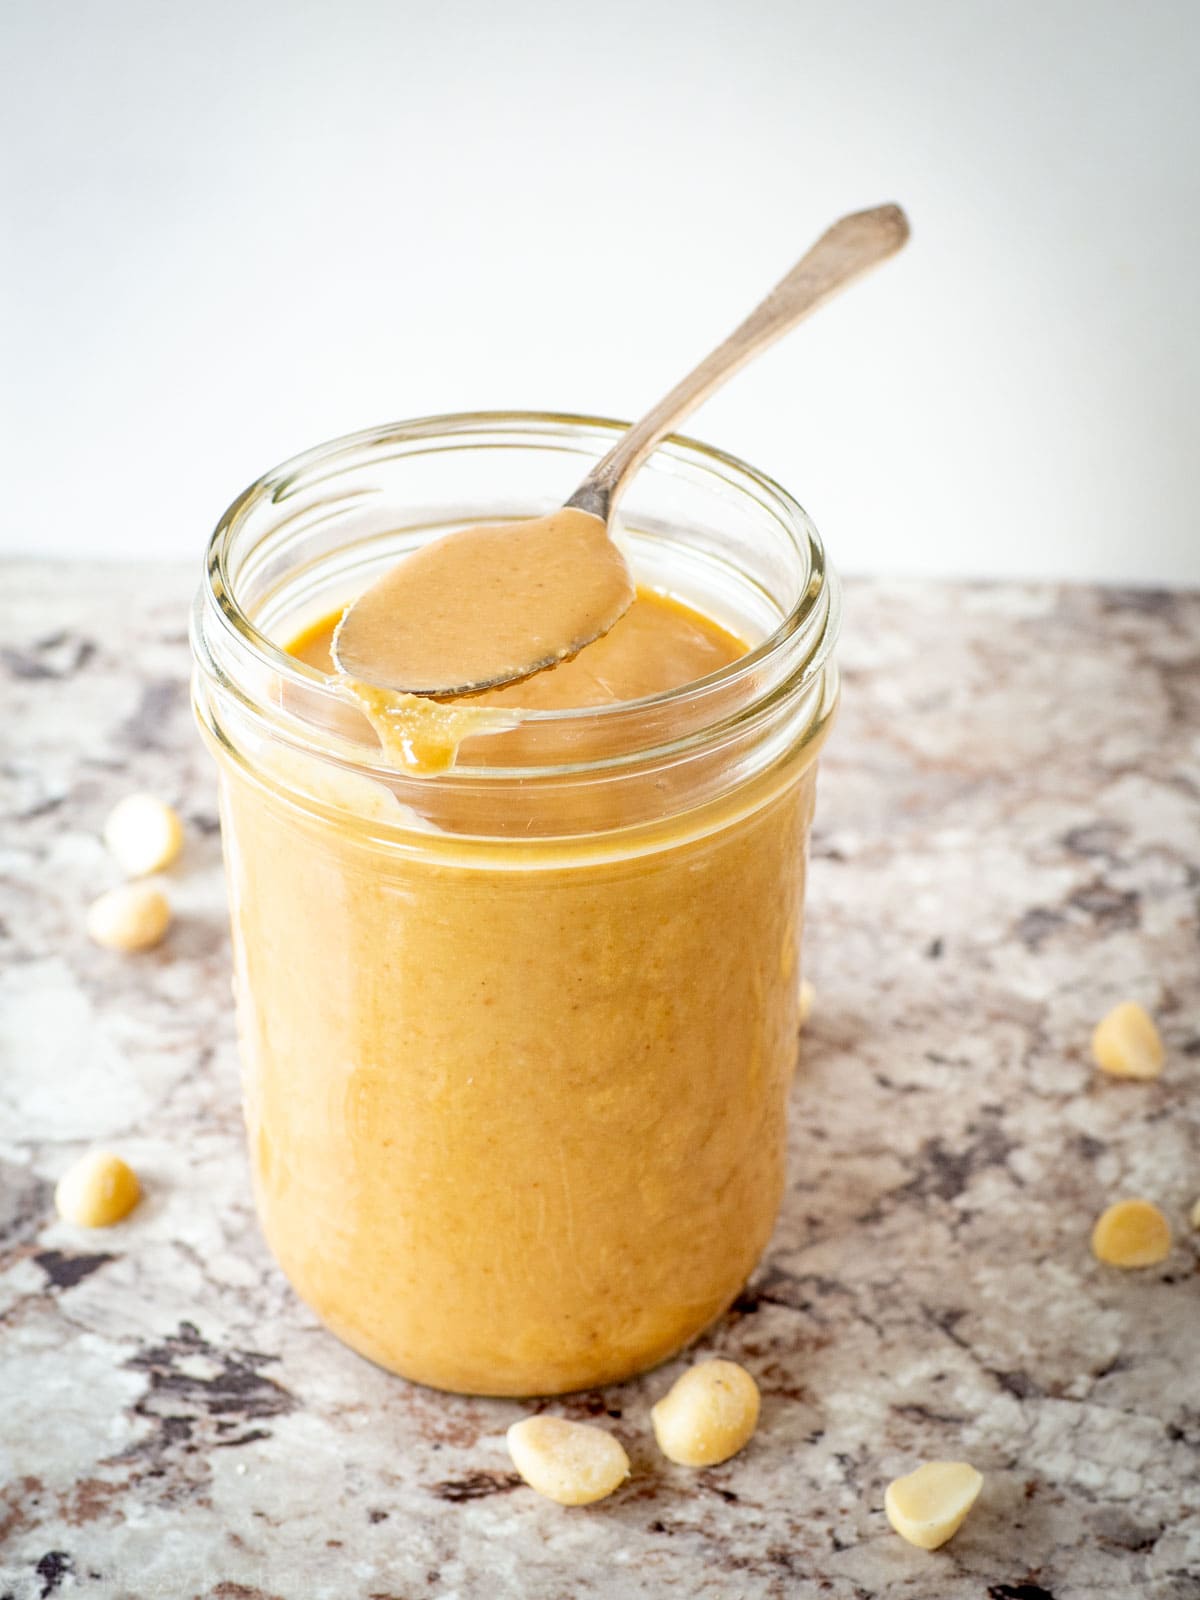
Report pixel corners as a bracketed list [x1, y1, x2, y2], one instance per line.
[333, 202, 909, 699]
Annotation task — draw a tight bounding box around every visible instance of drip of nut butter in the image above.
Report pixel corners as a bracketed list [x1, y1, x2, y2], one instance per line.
[335, 683, 519, 777]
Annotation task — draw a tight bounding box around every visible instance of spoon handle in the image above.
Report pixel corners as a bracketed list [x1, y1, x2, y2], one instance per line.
[567, 203, 909, 520]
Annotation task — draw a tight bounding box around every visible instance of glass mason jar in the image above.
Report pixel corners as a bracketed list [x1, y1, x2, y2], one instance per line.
[191, 412, 840, 1397]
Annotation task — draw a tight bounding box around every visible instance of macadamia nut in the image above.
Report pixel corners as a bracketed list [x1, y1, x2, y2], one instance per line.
[885, 1460, 983, 1550]
[651, 1359, 760, 1467]
[103, 794, 184, 877]
[506, 1416, 629, 1506]
[1091, 1198, 1171, 1267]
[86, 882, 170, 952]
[1092, 1001, 1164, 1080]
[55, 1150, 141, 1227]
[798, 979, 815, 1028]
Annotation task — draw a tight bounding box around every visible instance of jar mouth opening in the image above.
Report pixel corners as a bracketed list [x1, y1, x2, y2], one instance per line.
[208, 411, 830, 709]
[195, 410, 839, 786]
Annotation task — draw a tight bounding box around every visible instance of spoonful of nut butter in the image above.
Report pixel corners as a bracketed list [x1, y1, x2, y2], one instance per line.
[333, 203, 909, 708]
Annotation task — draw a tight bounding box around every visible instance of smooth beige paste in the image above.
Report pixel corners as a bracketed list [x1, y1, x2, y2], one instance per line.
[221, 585, 816, 1395]
[331, 508, 635, 697]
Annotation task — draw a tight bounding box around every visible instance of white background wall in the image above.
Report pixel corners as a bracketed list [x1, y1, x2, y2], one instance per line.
[2, 0, 1197, 582]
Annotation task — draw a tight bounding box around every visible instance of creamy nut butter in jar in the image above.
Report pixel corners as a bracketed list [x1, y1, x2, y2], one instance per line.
[191, 413, 840, 1396]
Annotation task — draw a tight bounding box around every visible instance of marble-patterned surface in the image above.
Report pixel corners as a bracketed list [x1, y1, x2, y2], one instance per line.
[1, 562, 1198, 1600]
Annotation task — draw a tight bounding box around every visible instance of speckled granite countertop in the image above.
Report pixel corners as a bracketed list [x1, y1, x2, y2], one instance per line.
[1, 563, 1198, 1600]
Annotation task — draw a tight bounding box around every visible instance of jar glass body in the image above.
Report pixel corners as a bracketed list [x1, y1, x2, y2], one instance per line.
[191, 412, 839, 1396]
